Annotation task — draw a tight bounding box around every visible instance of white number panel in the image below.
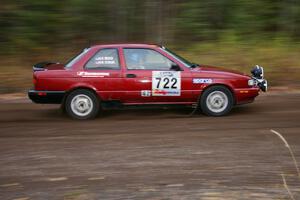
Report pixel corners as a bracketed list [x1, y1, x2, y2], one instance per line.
[152, 71, 181, 96]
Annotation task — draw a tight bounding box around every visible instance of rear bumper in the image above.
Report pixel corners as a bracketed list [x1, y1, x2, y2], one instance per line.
[28, 90, 65, 104]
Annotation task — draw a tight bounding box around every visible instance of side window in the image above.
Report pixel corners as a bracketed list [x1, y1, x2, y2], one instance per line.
[85, 48, 120, 70]
[124, 48, 174, 70]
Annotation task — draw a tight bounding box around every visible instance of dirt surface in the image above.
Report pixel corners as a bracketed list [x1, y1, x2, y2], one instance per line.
[0, 92, 300, 200]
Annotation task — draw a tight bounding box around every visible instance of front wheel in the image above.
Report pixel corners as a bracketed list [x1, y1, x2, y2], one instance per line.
[65, 89, 100, 120]
[200, 86, 234, 116]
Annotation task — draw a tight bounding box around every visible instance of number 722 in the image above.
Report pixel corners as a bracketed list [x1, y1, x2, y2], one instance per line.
[155, 77, 178, 89]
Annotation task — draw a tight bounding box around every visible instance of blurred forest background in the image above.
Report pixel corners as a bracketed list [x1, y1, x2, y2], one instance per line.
[0, 0, 300, 93]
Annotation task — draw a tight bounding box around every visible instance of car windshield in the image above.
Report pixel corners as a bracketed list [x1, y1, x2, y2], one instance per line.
[161, 47, 194, 68]
[65, 48, 90, 68]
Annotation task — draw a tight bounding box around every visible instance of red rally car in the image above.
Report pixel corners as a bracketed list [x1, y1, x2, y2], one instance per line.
[28, 44, 267, 119]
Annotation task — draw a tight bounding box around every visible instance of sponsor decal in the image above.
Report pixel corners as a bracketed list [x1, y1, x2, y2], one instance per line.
[141, 90, 151, 97]
[193, 78, 212, 84]
[77, 71, 110, 77]
[152, 89, 180, 96]
[152, 71, 181, 96]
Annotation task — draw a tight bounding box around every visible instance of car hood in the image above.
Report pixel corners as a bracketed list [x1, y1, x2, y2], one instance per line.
[193, 65, 249, 78]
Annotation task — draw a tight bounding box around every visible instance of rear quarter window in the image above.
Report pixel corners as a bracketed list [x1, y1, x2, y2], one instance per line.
[85, 48, 120, 70]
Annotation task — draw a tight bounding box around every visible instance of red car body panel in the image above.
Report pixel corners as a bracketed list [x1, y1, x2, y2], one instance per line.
[29, 44, 260, 106]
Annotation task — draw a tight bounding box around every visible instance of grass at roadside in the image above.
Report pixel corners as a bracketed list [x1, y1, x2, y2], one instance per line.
[0, 41, 299, 94]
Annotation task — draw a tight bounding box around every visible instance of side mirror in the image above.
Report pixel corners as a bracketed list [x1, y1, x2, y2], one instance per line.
[170, 63, 182, 71]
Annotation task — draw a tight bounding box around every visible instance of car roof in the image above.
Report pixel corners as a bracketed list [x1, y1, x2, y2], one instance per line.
[90, 43, 161, 49]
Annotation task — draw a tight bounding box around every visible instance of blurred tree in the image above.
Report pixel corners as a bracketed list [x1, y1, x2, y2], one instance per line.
[175, 0, 233, 42]
[0, 0, 299, 57]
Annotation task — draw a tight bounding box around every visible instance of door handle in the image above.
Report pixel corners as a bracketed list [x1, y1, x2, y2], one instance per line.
[126, 74, 137, 78]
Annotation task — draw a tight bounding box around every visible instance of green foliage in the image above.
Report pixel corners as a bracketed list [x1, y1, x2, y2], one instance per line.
[0, 0, 299, 56]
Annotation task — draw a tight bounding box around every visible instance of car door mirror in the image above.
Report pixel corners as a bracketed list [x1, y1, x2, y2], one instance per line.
[170, 63, 182, 71]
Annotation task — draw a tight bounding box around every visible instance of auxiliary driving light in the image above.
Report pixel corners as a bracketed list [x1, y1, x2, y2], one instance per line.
[251, 65, 264, 79]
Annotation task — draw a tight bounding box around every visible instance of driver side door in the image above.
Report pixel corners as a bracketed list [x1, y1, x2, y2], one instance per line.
[121, 48, 193, 104]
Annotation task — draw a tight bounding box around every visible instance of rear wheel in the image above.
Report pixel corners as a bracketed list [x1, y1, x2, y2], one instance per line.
[200, 86, 233, 116]
[65, 89, 100, 120]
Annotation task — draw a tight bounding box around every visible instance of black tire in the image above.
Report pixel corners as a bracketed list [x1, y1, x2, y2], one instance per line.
[200, 86, 234, 116]
[65, 89, 100, 120]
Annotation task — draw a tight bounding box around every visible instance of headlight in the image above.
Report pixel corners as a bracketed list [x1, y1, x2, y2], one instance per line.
[248, 79, 255, 86]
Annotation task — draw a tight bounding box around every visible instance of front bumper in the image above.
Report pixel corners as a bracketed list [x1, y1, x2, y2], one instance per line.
[234, 87, 260, 105]
[28, 90, 65, 104]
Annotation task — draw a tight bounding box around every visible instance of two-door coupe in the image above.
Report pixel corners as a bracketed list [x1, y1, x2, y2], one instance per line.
[28, 44, 267, 119]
